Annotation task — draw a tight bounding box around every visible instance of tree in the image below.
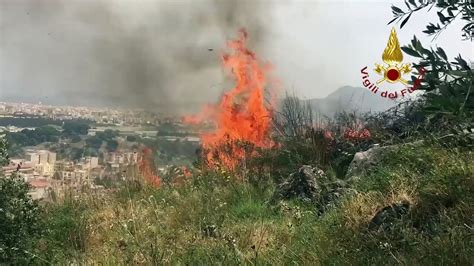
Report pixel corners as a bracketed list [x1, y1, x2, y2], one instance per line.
[0, 138, 9, 166]
[389, 1, 473, 117]
[70, 134, 82, 143]
[98, 129, 118, 140]
[106, 140, 119, 152]
[62, 121, 90, 136]
[85, 136, 103, 150]
[126, 135, 138, 142]
[5, 126, 60, 152]
[0, 138, 42, 263]
[71, 147, 85, 161]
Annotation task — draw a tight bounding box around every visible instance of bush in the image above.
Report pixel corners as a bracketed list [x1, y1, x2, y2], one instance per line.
[39, 196, 89, 262]
[0, 175, 42, 263]
[0, 138, 42, 263]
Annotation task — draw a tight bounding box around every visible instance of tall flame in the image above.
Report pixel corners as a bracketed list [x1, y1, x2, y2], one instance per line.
[382, 27, 403, 64]
[184, 29, 275, 170]
[138, 148, 161, 187]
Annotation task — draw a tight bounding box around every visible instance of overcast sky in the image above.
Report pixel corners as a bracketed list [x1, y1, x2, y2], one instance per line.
[0, 0, 472, 112]
[270, 0, 472, 99]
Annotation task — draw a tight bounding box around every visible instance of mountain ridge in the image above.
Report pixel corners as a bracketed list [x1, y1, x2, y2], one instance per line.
[305, 85, 397, 117]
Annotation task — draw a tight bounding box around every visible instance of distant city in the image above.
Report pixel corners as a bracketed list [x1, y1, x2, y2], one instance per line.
[0, 101, 202, 200]
[0, 101, 164, 126]
[2, 149, 141, 200]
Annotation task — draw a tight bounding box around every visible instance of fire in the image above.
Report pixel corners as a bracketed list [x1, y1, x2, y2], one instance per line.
[170, 166, 193, 186]
[138, 148, 161, 187]
[343, 128, 371, 141]
[184, 29, 276, 170]
[182, 166, 192, 178]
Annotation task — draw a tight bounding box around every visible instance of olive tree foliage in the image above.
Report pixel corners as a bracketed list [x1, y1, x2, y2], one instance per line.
[389, 0, 473, 117]
[0, 138, 8, 167]
[0, 138, 42, 263]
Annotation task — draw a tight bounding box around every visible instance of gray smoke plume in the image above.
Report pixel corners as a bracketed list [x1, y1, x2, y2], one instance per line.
[0, 0, 272, 113]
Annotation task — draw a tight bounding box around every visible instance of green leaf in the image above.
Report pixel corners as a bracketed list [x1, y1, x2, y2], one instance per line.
[387, 16, 398, 25]
[447, 7, 454, 16]
[410, 36, 418, 48]
[455, 55, 470, 70]
[436, 47, 447, 60]
[437, 1, 448, 8]
[391, 5, 404, 14]
[447, 70, 468, 77]
[404, 0, 411, 10]
[420, 47, 432, 56]
[461, 22, 473, 31]
[437, 11, 445, 22]
[400, 13, 412, 28]
[401, 46, 422, 57]
[414, 37, 424, 51]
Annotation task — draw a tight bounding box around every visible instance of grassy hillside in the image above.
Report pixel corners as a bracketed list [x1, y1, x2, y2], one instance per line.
[35, 142, 473, 264]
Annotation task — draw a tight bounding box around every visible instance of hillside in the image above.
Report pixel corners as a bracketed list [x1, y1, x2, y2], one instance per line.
[29, 143, 474, 264]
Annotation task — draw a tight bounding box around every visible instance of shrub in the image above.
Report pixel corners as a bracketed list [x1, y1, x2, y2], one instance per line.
[0, 175, 42, 263]
[0, 138, 42, 263]
[39, 195, 90, 263]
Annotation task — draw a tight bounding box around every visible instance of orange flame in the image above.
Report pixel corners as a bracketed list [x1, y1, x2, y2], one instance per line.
[138, 148, 161, 187]
[171, 166, 193, 186]
[184, 29, 276, 170]
[182, 166, 192, 178]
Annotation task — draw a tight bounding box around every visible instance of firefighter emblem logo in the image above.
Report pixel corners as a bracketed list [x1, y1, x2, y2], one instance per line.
[374, 27, 411, 85]
[360, 27, 425, 99]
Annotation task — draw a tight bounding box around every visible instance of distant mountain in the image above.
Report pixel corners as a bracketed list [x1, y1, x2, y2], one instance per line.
[305, 86, 397, 117]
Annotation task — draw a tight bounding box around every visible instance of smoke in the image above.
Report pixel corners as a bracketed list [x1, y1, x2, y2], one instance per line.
[0, 0, 272, 113]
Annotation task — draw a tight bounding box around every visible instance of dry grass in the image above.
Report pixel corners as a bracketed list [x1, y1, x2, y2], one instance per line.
[35, 143, 473, 264]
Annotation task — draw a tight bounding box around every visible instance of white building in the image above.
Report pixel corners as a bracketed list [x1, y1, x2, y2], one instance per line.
[107, 152, 139, 165]
[26, 152, 40, 165]
[24, 150, 56, 176]
[27, 178, 50, 200]
[82, 157, 99, 169]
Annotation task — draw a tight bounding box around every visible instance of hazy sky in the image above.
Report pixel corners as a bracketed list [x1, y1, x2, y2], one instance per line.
[0, 0, 472, 112]
[270, 0, 472, 99]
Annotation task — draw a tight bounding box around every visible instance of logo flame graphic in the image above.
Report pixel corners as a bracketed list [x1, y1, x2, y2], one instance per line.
[382, 27, 403, 64]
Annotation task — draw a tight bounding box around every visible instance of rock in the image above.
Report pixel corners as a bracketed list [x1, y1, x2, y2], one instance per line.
[272, 165, 327, 202]
[346, 142, 426, 181]
[272, 166, 351, 215]
[368, 201, 410, 231]
[345, 144, 391, 181]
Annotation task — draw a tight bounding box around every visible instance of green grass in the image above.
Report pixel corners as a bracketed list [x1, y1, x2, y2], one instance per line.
[31, 143, 473, 264]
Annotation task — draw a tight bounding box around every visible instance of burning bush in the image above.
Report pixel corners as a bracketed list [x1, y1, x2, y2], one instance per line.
[138, 148, 161, 188]
[184, 31, 377, 180]
[185, 29, 276, 171]
[343, 128, 371, 141]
